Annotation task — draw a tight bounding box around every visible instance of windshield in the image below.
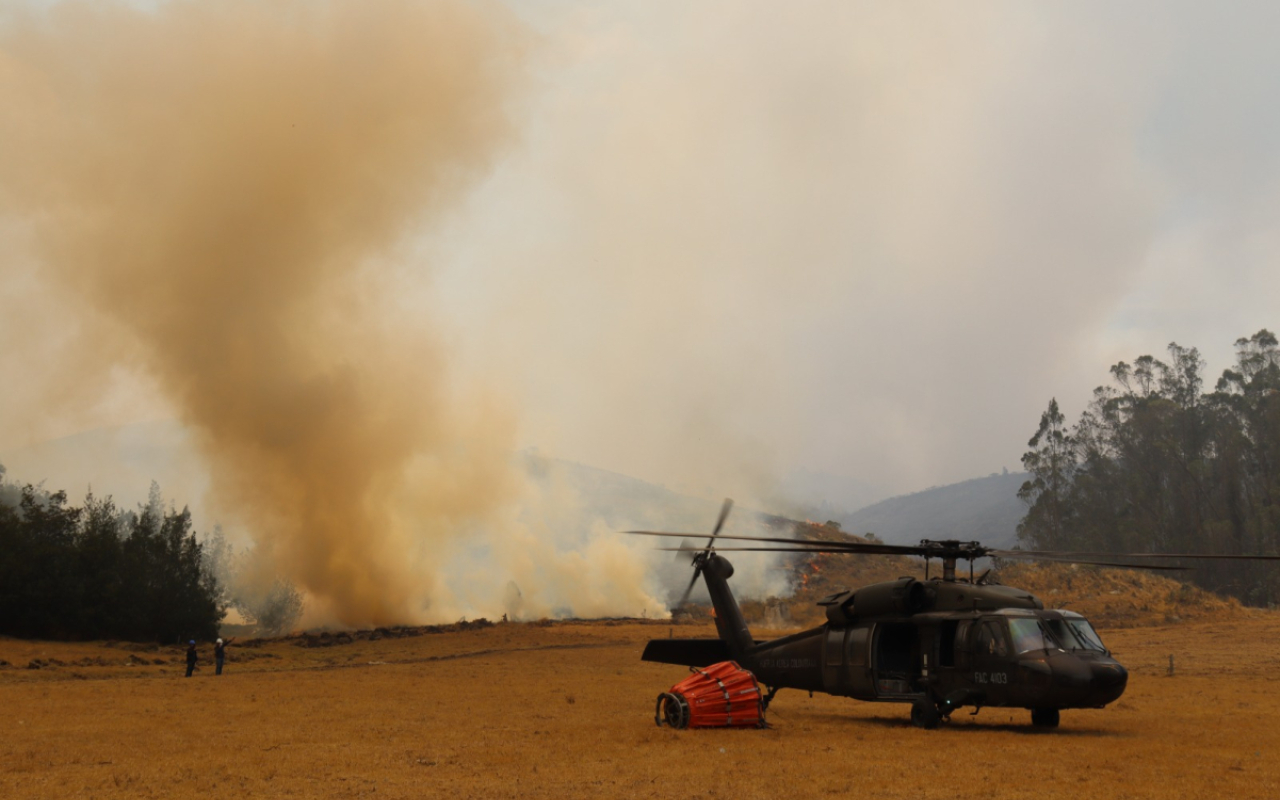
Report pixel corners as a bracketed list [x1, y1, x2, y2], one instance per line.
[1067, 619, 1106, 651]
[1044, 617, 1107, 652]
[1007, 617, 1050, 654]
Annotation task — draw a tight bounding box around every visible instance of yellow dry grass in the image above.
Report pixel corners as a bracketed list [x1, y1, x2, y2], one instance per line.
[3, 615, 1280, 799]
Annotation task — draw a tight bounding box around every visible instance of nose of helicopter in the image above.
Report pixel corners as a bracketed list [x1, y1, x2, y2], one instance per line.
[1045, 653, 1127, 706]
[1087, 660, 1128, 704]
[1048, 652, 1091, 691]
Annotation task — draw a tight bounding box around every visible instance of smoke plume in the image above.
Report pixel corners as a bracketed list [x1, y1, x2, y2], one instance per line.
[15, 2, 1251, 626]
[0, 0, 536, 625]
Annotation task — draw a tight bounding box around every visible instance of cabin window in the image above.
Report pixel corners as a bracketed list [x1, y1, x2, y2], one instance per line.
[938, 620, 957, 667]
[975, 620, 1008, 657]
[1007, 617, 1049, 654]
[875, 623, 916, 677]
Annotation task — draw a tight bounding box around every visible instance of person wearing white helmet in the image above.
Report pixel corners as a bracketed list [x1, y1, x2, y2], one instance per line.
[213, 636, 235, 675]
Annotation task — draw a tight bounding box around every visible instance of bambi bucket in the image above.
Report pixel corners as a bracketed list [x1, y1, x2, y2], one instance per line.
[654, 661, 764, 729]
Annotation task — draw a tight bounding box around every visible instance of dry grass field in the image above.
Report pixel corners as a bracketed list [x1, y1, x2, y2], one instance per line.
[4, 613, 1280, 799]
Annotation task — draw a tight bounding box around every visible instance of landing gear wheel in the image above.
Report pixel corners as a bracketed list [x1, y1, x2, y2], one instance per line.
[910, 699, 941, 729]
[1030, 708, 1060, 728]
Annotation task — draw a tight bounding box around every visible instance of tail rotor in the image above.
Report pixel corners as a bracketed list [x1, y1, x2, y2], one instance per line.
[674, 498, 733, 608]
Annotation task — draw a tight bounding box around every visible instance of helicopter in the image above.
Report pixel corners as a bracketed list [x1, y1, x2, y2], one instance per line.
[627, 499, 1280, 729]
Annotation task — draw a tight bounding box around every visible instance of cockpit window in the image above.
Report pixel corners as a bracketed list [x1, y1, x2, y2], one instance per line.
[1044, 617, 1107, 652]
[1008, 617, 1050, 654]
[1067, 619, 1106, 651]
[1044, 619, 1078, 649]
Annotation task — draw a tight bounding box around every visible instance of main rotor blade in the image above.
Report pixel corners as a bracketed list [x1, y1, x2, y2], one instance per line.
[990, 549, 1280, 562]
[625, 529, 802, 544]
[655, 543, 931, 556]
[654, 547, 1193, 571]
[710, 498, 733, 539]
[626, 528, 914, 552]
[1001, 555, 1191, 571]
[676, 538, 699, 565]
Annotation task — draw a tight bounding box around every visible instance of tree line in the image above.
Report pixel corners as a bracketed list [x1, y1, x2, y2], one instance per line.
[0, 472, 223, 641]
[1018, 329, 1280, 605]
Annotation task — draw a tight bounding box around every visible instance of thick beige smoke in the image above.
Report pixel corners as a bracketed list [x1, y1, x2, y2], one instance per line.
[0, 0, 532, 625]
[16, 2, 1262, 625]
[433, 2, 1169, 496]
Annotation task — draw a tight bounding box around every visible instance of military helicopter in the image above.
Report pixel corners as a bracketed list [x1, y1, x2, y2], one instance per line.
[627, 499, 1280, 729]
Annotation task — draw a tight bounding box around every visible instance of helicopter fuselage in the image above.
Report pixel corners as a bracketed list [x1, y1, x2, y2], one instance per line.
[642, 553, 1128, 724]
[740, 608, 1128, 712]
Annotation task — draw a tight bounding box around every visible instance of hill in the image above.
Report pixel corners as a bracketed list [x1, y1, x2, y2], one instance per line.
[834, 470, 1030, 548]
[729, 522, 1250, 630]
[520, 454, 724, 533]
[0, 419, 210, 519]
[990, 561, 1247, 628]
[1, 425, 737, 537]
[4, 423, 1048, 619]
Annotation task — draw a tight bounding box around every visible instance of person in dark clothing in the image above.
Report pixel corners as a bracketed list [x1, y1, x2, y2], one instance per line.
[213, 637, 236, 675]
[185, 640, 198, 677]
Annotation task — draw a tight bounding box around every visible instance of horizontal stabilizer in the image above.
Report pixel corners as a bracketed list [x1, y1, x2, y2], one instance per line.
[642, 638, 763, 667]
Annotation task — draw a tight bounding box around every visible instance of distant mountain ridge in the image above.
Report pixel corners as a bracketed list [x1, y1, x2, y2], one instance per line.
[834, 471, 1030, 549]
[0, 419, 210, 519]
[519, 453, 726, 533]
[2, 421, 1031, 553]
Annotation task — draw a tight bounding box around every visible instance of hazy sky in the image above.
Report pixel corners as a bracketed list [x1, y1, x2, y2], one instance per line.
[424, 0, 1280, 497]
[4, 0, 1280, 503]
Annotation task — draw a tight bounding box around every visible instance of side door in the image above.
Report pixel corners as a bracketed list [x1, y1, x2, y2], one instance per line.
[971, 618, 1013, 704]
[953, 620, 973, 671]
[843, 624, 873, 698]
[821, 624, 874, 697]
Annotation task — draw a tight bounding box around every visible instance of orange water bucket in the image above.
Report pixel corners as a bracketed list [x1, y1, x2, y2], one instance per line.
[654, 661, 765, 729]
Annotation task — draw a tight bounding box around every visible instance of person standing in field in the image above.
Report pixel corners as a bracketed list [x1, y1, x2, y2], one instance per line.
[185, 640, 198, 677]
[214, 637, 235, 675]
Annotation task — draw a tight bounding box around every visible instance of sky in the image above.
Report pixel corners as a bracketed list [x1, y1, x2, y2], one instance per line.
[422, 0, 1280, 495]
[1, 1, 1279, 622]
